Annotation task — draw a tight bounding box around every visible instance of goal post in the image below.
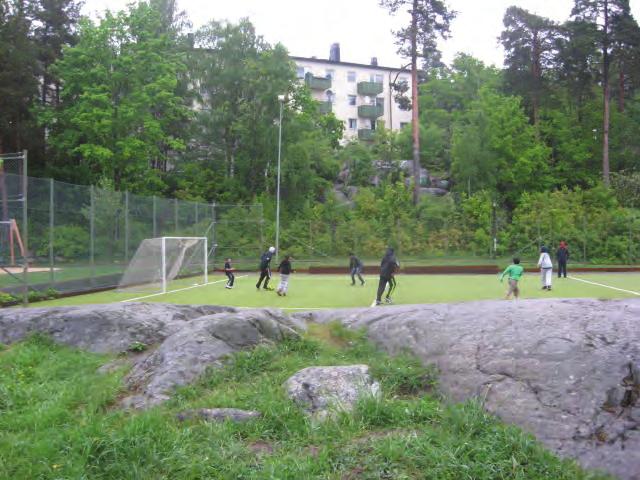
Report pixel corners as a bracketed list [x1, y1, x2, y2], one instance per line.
[118, 236, 208, 294]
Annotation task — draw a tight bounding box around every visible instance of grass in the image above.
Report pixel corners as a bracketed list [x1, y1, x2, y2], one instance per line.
[0, 325, 611, 479]
[33, 271, 640, 309]
[0, 263, 124, 288]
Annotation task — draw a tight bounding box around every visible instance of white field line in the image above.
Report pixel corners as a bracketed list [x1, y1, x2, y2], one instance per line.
[120, 275, 248, 303]
[567, 275, 640, 296]
[370, 298, 378, 307]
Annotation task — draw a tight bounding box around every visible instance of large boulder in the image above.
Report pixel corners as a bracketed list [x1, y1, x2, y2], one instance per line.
[0, 303, 305, 409]
[123, 309, 302, 408]
[0, 303, 234, 353]
[285, 365, 380, 420]
[295, 299, 640, 480]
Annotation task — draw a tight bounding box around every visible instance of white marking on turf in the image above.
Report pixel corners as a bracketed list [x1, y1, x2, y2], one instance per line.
[120, 275, 249, 303]
[567, 275, 640, 296]
[370, 299, 377, 307]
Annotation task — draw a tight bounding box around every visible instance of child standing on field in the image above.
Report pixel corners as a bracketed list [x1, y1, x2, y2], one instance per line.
[500, 257, 524, 300]
[537, 246, 553, 290]
[224, 258, 235, 289]
[276, 255, 293, 296]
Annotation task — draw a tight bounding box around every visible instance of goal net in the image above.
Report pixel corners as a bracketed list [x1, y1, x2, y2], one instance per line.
[118, 237, 208, 294]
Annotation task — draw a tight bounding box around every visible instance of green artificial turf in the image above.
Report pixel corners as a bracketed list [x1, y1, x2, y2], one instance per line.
[0, 325, 611, 480]
[33, 272, 640, 309]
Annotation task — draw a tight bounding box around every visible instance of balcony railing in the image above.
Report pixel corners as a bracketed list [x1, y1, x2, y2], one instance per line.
[357, 81, 384, 96]
[318, 101, 332, 115]
[305, 73, 331, 90]
[358, 129, 376, 141]
[358, 104, 384, 118]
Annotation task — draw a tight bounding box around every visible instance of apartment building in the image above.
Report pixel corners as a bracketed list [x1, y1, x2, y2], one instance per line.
[291, 43, 412, 142]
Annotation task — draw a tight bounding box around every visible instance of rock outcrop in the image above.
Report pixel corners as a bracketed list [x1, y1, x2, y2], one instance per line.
[0, 303, 305, 409]
[285, 365, 380, 420]
[294, 299, 640, 480]
[176, 408, 261, 423]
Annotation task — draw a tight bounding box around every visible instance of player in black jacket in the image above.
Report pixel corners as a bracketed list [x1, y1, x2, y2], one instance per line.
[276, 255, 293, 296]
[224, 258, 235, 289]
[256, 246, 275, 290]
[349, 253, 365, 286]
[376, 247, 399, 306]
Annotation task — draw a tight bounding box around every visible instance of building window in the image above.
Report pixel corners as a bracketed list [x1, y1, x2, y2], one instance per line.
[375, 97, 384, 107]
[370, 73, 384, 83]
[326, 69, 335, 80]
[348, 95, 356, 106]
[296, 66, 305, 79]
[348, 118, 357, 130]
[400, 122, 409, 129]
[347, 71, 356, 82]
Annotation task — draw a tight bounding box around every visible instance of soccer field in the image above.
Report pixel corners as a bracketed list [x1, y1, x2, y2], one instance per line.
[33, 271, 640, 309]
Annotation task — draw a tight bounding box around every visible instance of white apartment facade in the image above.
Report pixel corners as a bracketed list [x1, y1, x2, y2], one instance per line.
[291, 44, 412, 142]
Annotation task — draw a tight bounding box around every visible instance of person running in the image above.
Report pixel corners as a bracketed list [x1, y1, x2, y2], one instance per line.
[376, 247, 398, 306]
[385, 259, 400, 304]
[276, 255, 293, 296]
[224, 257, 235, 289]
[349, 252, 365, 286]
[556, 241, 569, 278]
[256, 246, 275, 290]
[500, 257, 524, 300]
[537, 245, 553, 291]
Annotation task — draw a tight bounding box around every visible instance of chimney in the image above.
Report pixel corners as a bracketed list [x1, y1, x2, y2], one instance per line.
[370, 57, 378, 66]
[330, 43, 341, 62]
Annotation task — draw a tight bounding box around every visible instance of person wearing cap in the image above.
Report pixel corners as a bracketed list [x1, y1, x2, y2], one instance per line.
[556, 241, 569, 278]
[256, 246, 275, 290]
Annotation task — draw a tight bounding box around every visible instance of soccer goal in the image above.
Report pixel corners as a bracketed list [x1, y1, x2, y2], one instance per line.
[118, 237, 208, 294]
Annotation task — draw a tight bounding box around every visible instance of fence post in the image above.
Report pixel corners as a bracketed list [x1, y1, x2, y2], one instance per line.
[582, 215, 587, 263]
[211, 202, 216, 269]
[22, 150, 28, 306]
[629, 214, 633, 265]
[195, 202, 199, 227]
[174, 198, 179, 233]
[90, 186, 95, 286]
[49, 178, 54, 288]
[152, 195, 157, 238]
[124, 191, 129, 262]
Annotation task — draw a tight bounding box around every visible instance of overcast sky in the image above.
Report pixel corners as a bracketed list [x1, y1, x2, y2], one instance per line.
[82, 0, 640, 68]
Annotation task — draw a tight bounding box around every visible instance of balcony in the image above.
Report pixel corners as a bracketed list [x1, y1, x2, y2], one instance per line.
[358, 104, 384, 119]
[357, 81, 384, 96]
[318, 101, 332, 115]
[305, 73, 331, 90]
[358, 129, 375, 141]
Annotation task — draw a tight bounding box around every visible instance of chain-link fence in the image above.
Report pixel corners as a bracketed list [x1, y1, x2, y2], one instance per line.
[0, 153, 263, 300]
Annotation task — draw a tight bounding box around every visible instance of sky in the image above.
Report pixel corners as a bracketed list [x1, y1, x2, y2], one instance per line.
[82, 0, 640, 68]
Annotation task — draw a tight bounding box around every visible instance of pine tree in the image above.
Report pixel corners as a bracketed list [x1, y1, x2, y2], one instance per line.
[379, 0, 455, 205]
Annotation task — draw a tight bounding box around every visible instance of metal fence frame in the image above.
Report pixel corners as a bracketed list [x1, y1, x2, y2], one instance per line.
[0, 153, 264, 303]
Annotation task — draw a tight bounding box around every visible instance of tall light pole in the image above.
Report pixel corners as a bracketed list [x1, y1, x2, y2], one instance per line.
[275, 94, 285, 263]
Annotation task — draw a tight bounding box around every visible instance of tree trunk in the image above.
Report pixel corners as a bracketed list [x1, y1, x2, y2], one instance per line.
[531, 30, 541, 127]
[410, 0, 420, 205]
[618, 67, 625, 113]
[602, 0, 611, 186]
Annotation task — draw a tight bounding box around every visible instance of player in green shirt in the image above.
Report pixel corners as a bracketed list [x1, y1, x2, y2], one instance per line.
[500, 257, 524, 300]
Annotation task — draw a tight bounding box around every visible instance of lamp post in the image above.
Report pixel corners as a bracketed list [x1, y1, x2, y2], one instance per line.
[275, 94, 285, 263]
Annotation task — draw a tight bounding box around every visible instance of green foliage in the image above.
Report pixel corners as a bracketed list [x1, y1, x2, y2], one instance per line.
[127, 341, 147, 353]
[40, 1, 191, 192]
[0, 291, 19, 306]
[38, 224, 90, 259]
